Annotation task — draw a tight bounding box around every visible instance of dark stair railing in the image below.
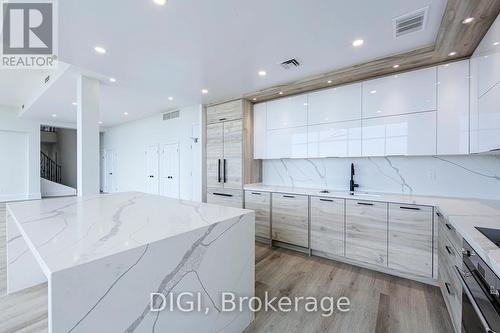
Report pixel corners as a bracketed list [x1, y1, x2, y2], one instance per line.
[41, 152, 62, 184]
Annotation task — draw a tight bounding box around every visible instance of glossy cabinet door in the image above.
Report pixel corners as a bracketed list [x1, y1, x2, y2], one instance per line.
[388, 203, 433, 278]
[362, 111, 437, 156]
[206, 123, 224, 188]
[271, 193, 309, 247]
[223, 120, 243, 190]
[266, 94, 308, 130]
[437, 60, 470, 155]
[310, 196, 345, 257]
[308, 120, 361, 158]
[308, 83, 362, 124]
[362, 67, 437, 118]
[253, 103, 267, 159]
[244, 191, 271, 239]
[266, 126, 308, 159]
[345, 200, 388, 266]
[206, 100, 243, 124]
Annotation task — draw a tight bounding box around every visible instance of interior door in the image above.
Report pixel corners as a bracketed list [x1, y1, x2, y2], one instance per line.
[206, 123, 224, 188]
[160, 143, 180, 199]
[222, 119, 243, 189]
[144, 145, 159, 194]
[104, 149, 117, 193]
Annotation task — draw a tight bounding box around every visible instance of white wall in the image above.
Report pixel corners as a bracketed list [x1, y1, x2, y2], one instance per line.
[0, 107, 41, 202]
[262, 155, 500, 200]
[101, 105, 203, 201]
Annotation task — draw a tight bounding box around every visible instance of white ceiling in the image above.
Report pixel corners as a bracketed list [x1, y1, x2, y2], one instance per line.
[8, 0, 447, 126]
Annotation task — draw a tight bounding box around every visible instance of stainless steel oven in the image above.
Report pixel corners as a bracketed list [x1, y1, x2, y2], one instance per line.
[456, 239, 500, 333]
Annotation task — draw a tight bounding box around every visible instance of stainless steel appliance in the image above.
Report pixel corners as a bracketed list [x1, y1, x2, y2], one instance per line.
[456, 239, 500, 332]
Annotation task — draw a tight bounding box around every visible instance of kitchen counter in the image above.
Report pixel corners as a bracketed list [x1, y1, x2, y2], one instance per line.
[7, 192, 255, 333]
[245, 183, 500, 276]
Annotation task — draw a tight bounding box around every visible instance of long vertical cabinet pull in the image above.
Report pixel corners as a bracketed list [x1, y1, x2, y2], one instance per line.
[223, 159, 227, 183]
[217, 159, 221, 183]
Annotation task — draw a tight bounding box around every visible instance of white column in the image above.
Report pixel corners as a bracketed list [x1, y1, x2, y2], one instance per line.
[77, 76, 100, 197]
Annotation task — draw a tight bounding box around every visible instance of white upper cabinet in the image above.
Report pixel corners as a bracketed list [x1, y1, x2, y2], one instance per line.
[470, 14, 500, 153]
[308, 121, 361, 158]
[253, 103, 267, 159]
[362, 111, 437, 156]
[266, 126, 308, 159]
[266, 94, 308, 130]
[362, 67, 437, 118]
[307, 83, 362, 125]
[437, 60, 470, 155]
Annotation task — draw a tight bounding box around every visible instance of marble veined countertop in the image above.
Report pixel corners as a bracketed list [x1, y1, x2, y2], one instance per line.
[6, 192, 253, 274]
[245, 183, 500, 276]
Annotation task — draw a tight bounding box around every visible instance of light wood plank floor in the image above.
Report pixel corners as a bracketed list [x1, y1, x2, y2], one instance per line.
[0, 208, 452, 332]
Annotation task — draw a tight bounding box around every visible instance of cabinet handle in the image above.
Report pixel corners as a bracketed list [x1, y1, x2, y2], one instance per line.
[320, 198, 334, 202]
[445, 245, 453, 255]
[445, 282, 453, 295]
[213, 192, 233, 197]
[218, 159, 221, 183]
[219, 118, 227, 121]
[436, 212, 442, 217]
[489, 148, 500, 152]
[357, 202, 374, 206]
[399, 206, 420, 211]
[251, 192, 262, 195]
[223, 159, 227, 183]
[445, 223, 455, 231]
[283, 195, 295, 198]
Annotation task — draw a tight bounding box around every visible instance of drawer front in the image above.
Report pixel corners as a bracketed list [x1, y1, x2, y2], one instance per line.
[388, 204, 433, 278]
[437, 211, 462, 253]
[207, 100, 243, 124]
[271, 193, 309, 248]
[345, 200, 388, 266]
[310, 197, 345, 257]
[245, 191, 271, 239]
[438, 263, 462, 332]
[207, 188, 243, 208]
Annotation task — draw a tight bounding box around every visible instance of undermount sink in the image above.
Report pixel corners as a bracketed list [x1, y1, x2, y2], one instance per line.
[319, 190, 330, 194]
[349, 192, 381, 198]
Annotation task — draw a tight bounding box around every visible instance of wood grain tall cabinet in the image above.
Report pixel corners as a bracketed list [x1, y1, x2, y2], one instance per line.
[205, 99, 261, 208]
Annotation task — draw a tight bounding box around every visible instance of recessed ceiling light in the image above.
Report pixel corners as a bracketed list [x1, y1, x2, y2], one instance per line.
[98, 121, 103, 125]
[201, 89, 208, 94]
[392, 64, 400, 68]
[51, 114, 57, 118]
[352, 39, 364, 47]
[278, 91, 283, 95]
[448, 51, 457, 56]
[303, 103, 308, 106]
[153, 0, 166, 5]
[123, 112, 129, 116]
[72, 102, 77, 106]
[494, 42, 499, 46]
[168, 96, 174, 101]
[327, 80, 332, 84]
[94, 46, 107, 54]
[109, 77, 116, 83]
[252, 98, 257, 101]
[462, 17, 474, 24]
[258, 70, 267, 76]
[370, 90, 377, 94]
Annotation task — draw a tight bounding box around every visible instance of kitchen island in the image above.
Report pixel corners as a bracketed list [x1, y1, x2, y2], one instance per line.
[6, 192, 255, 333]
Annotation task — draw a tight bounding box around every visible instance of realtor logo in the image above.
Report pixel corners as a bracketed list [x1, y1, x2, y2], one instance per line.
[1, 0, 58, 68]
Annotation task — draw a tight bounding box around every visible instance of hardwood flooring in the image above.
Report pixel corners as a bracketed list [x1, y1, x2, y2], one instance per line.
[0, 209, 452, 332]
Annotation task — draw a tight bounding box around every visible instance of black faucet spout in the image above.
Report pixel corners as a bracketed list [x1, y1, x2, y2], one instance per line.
[350, 163, 359, 192]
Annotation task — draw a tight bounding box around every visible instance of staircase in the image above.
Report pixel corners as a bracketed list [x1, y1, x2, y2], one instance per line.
[40, 151, 61, 184]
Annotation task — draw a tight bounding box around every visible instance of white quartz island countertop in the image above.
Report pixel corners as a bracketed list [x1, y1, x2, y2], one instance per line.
[245, 183, 500, 276]
[7, 192, 256, 333]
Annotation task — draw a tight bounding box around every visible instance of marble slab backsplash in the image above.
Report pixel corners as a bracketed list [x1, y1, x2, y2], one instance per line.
[262, 156, 500, 200]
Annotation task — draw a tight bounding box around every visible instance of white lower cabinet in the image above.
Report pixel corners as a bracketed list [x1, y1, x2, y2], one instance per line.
[345, 200, 388, 266]
[271, 193, 309, 247]
[388, 203, 433, 278]
[362, 111, 437, 156]
[307, 121, 362, 158]
[244, 191, 270, 239]
[310, 197, 345, 257]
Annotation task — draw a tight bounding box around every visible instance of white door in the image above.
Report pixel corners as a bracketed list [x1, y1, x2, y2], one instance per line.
[144, 145, 159, 194]
[104, 149, 117, 193]
[160, 143, 180, 198]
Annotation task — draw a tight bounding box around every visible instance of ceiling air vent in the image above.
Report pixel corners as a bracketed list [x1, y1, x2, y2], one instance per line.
[162, 110, 180, 121]
[393, 7, 428, 38]
[280, 58, 301, 70]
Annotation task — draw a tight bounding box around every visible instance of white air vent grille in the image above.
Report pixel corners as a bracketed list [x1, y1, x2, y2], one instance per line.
[393, 7, 428, 38]
[162, 110, 180, 121]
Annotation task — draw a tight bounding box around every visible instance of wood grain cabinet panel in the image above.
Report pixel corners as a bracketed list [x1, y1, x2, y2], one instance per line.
[244, 191, 271, 239]
[310, 196, 345, 257]
[271, 193, 309, 247]
[223, 120, 243, 189]
[207, 188, 243, 208]
[206, 123, 224, 188]
[207, 100, 243, 124]
[388, 203, 433, 277]
[345, 200, 388, 266]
